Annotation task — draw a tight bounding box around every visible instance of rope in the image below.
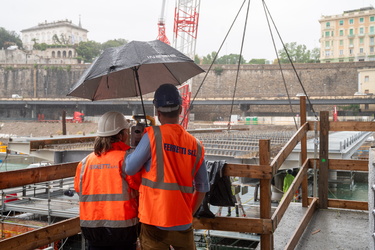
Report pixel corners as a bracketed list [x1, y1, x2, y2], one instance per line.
[262, 0, 298, 130]
[262, 1, 319, 121]
[181, 0, 319, 126]
[227, 0, 251, 131]
[181, 0, 248, 126]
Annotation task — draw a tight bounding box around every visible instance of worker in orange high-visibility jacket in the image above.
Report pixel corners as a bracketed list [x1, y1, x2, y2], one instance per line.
[74, 111, 141, 250]
[125, 84, 209, 250]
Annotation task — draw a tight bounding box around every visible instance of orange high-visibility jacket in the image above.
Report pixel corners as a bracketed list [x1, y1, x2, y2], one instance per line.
[139, 124, 205, 227]
[74, 149, 139, 228]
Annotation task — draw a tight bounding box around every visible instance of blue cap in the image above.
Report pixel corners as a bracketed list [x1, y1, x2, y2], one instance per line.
[153, 84, 182, 112]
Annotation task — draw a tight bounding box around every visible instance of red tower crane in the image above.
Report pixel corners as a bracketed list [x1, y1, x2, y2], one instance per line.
[157, 0, 170, 45]
[173, 0, 200, 59]
[173, 0, 200, 129]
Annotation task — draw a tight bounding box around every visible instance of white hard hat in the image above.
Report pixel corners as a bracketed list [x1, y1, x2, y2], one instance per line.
[97, 111, 130, 137]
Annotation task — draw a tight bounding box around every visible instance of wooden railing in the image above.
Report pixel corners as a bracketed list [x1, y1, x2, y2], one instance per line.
[0, 97, 374, 250]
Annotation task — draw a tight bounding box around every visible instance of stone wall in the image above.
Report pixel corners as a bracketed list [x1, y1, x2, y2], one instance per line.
[0, 49, 79, 65]
[0, 64, 86, 98]
[1, 61, 374, 120]
[190, 62, 375, 120]
[192, 62, 370, 98]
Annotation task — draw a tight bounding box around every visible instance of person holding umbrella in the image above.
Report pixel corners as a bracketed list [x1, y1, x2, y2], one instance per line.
[74, 111, 141, 250]
[125, 83, 209, 249]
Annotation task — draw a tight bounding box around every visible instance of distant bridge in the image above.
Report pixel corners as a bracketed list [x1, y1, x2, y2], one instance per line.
[1, 95, 374, 106]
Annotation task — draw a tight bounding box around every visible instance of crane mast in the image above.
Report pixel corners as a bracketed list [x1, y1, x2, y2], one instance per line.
[173, 0, 200, 60]
[157, 0, 171, 44]
[172, 0, 200, 129]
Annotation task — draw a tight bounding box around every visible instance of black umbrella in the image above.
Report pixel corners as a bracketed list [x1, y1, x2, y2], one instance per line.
[67, 40, 204, 103]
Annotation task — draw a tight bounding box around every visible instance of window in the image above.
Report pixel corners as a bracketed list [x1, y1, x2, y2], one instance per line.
[340, 40, 344, 46]
[349, 19, 354, 24]
[349, 49, 353, 54]
[349, 39, 354, 46]
[371, 16, 375, 22]
[340, 50, 343, 55]
[339, 20, 344, 25]
[371, 47, 375, 53]
[325, 51, 330, 56]
[349, 28, 354, 35]
[370, 26, 375, 34]
[325, 31, 330, 37]
[360, 27, 364, 34]
[360, 17, 364, 23]
[365, 76, 369, 82]
[339, 30, 344, 36]
[360, 48, 364, 53]
[360, 38, 364, 44]
[325, 41, 330, 48]
[326, 22, 330, 27]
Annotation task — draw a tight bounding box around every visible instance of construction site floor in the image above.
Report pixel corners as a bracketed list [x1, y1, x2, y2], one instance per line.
[271, 202, 369, 249]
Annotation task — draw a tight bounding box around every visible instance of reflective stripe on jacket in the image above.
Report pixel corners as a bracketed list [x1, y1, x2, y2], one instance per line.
[74, 150, 138, 228]
[139, 124, 204, 227]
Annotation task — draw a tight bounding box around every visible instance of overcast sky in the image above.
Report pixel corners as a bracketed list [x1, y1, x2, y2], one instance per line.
[1, 0, 374, 61]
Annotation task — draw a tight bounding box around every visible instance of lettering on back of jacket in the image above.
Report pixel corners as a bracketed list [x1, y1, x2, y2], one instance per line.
[164, 143, 197, 156]
[89, 164, 118, 169]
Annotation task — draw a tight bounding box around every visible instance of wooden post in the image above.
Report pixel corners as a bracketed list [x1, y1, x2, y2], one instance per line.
[300, 96, 308, 207]
[33, 67, 37, 98]
[319, 111, 329, 209]
[62, 110, 67, 135]
[259, 139, 273, 249]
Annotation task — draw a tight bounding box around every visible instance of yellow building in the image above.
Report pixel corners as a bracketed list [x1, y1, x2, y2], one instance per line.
[319, 7, 375, 63]
[357, 68, 375, 111]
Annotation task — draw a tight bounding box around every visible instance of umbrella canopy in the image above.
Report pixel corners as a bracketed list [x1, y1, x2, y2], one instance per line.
[67, 40, 204, 101]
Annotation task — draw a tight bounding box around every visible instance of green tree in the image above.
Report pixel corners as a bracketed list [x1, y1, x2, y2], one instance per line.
[194, 54, 201, 65]
[33, 43, 48, 51]
[76, 41, 102, 63]
[216, 54, 246, 64]
[201, 51, 217, 64]
[248, 58, 267, 64]
[101, 39, 128, 50]
[52, 34, 71, 45]
[278, 42, 313, 63]
[309, 47, 320, 63]
[0, 27, 22, 49]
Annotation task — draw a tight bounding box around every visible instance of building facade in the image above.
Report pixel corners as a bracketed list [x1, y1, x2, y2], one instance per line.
[319, 7, 375, 63]
[21, 19, 88, 50]
[12, 19, 89, 64]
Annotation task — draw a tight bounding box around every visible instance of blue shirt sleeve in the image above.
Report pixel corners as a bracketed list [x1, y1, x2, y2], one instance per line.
[124, 132, 151, 175]
[194, 160, 210, 193]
